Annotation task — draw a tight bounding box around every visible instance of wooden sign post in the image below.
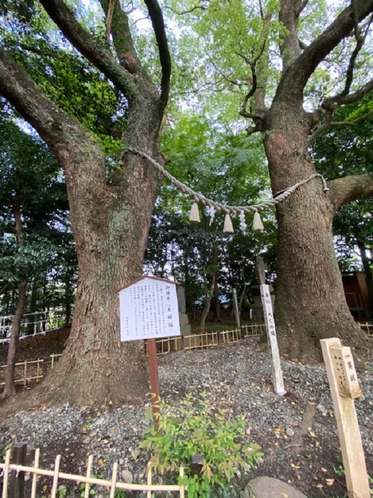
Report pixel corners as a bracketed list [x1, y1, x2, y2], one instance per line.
[320, 338, 369, 498]
[117, 276, 181, 429]
[260, 285, 286, 395]
[256, 256, 286, 396]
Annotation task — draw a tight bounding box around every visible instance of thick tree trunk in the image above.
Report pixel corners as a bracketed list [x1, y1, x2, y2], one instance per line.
[40, 144, 161, 406]
[0, 30, 167, 406]
[265, 113, 370, 362]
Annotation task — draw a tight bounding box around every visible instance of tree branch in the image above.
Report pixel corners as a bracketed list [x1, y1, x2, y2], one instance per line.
[322, 78, 373, 111]
[164, 4, 207, 15]
[0, 49, 104, 180]
[39, 0, 139, 103]
[279, 0, 302, 69]
[329, 174, 373, 212]
[143, 0, 171, 112]
[297, 0, 309, 18]
[275, 0, 373, 107]
[236, 33, 268, 124]
[99, 0, 137, 66]
[308, 109, 373, 144]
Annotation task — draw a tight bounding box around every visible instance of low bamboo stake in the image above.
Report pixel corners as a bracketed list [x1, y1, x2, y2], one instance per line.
[51, 454, 61, 498]
[84, 455, 93, 498]
[2, 448, 10, 498]
[109, 461, 118, 498]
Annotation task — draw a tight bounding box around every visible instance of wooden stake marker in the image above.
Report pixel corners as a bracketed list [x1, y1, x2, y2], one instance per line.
[256, 256, 285, 396]
[259, 284, 286, 396]
[320, 338, 369, 498]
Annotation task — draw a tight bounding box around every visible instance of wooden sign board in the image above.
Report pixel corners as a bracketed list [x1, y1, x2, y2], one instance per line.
[260, 284, 286, 396]
[321, 338, 369, 498]
[329, 345, 362, 399]
[117, 276, 181, 431]
[117, 276, 181, 341]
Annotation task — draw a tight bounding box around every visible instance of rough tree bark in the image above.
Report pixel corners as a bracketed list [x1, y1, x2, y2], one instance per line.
[258, 0, 373, 360]
[0, 0, 171, 405]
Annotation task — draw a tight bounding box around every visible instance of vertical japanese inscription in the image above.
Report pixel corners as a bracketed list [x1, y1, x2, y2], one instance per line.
[330, 345, 362, 399]
[119, 277, 181, 341]
[259, 284, 286, 396]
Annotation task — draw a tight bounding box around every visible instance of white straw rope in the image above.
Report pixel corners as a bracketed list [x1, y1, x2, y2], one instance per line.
[127, 148, 329, 214]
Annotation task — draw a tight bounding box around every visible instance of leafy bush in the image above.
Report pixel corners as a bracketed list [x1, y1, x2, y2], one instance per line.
[139, 392, 263, 498]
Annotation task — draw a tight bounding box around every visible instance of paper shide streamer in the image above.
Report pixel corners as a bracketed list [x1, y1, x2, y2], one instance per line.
[127, 148, 329, 235]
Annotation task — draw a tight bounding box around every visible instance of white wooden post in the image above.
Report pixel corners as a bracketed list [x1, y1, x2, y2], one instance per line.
[320, 338, 369, 498]
[259, 285, 286, 396]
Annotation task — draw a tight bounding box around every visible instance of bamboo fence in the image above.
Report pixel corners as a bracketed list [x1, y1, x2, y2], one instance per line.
[0, 444, 186, 498]
[0, 354, 62, 388]
[359, 321, 373, 336]
[1, 322, 372, 388]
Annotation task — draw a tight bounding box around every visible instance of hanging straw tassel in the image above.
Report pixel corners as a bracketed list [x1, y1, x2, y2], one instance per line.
[223, 213, 234, 233]
[252, 211, 264, 231]
[189, 202, 200, 222]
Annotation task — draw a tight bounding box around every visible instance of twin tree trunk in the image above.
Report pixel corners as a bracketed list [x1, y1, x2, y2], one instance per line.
[265, 110, 370, 361]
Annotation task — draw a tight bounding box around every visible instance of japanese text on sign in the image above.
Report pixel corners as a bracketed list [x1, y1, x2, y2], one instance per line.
[330, 345, 362, 399]
[118, 277, 181, 341]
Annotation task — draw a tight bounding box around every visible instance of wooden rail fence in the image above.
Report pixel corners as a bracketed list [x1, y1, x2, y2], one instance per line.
[0, 443, 186, 498]
[360, 321, 373, 336]
[0, 354, 62, 388]
[1, 322, 372, 388]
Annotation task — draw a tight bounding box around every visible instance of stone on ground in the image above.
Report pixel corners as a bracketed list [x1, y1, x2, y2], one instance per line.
[244, 476, 307, 498]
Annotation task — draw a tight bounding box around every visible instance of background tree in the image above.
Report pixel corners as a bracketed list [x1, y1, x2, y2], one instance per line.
[312, 97, 373, 313]
[0, 116, 70, 397]
[145, 114, 277, 327]
[0, 0, 171, 405]
[160, 0, 373, 359]
[0, 113, 76, 321]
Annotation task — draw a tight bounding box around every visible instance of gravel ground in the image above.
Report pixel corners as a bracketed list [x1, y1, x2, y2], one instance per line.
[0, 337, 372, 497]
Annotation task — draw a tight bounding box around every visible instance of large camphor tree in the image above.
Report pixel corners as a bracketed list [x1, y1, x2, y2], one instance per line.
[0, 0, 171, 405]
[167, 0, 373, 360]
[261, 0, 373, 359]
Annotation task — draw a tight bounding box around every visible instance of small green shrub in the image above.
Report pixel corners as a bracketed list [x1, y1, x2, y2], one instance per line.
[139, 392, 263, 498]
